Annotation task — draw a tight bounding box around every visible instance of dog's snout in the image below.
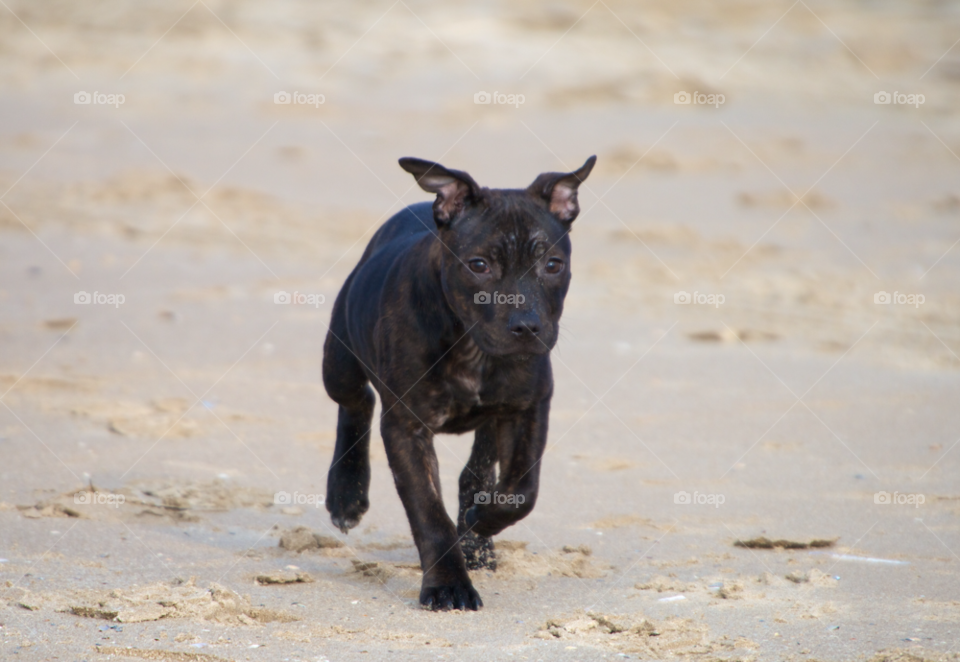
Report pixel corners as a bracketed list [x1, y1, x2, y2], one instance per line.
[511, 321, 539, 338]
[509, 313, 541, 339]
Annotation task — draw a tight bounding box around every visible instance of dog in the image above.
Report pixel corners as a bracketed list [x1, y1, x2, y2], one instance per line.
[322, 155, 596, 610]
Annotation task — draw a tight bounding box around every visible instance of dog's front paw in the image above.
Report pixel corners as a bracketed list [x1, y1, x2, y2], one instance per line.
[419, 582, 482, 611]
[461, 530, 497, 571]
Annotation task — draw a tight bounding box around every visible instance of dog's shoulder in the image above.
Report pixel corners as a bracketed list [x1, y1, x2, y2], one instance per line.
[366, 202, 436, 255]
[346, 202, 436, 301]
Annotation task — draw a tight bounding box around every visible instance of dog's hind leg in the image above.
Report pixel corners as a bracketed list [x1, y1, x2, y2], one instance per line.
[457, 420, 498, 570]
[322, 319, 375, 534]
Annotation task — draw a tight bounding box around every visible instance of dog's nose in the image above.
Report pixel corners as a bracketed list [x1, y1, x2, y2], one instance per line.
[509, 313, 541, 339]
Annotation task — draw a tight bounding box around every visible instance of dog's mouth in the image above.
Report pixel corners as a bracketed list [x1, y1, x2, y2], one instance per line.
[469, 328, 555, 357]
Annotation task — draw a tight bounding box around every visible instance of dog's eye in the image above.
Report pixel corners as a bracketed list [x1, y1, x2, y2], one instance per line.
[544, 258, 564, 274]
[468, 259, 490, 274]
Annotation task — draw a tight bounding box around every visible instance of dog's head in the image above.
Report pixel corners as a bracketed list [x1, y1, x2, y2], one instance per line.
[399, 155, 596, 357]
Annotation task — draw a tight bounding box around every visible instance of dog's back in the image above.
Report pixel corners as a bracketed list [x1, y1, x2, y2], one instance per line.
[334, 201, 444, 367]
[355, 202, 435, 270]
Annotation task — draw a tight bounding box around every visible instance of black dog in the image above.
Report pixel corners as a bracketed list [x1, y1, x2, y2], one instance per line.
[322, 155, 596, 610]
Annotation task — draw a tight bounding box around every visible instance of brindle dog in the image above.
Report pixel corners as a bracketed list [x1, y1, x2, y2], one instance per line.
[322, 155, 596, 610]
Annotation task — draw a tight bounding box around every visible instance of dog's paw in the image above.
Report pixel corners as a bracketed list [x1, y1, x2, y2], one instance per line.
[326, 492, 368, 534]
[330, 513, 361, 534]
[461, 530, 497, 571]
[419, 583, 482, 611]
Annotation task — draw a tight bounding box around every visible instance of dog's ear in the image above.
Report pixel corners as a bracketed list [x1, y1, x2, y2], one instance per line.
[527, 155, 596, 223]
[399, 157, 481, 226]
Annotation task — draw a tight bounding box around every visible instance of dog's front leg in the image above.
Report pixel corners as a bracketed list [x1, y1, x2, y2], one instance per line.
[457, 420, 499, 570]
[380, 410, 482, 611]
[464, 397, 550, 538]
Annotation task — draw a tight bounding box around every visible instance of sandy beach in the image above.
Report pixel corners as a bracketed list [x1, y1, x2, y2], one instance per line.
[1, 1, 959, 660]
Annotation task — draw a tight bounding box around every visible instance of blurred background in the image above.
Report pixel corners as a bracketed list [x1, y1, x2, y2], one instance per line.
[2, 0, 959, 364]
[1, 1, 959, 660]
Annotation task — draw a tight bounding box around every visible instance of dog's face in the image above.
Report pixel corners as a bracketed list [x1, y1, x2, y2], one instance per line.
[400, 156, 596, 357]
[440, 193, 572, 356]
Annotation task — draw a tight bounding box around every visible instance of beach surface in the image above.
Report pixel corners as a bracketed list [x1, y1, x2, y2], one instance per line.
[1, 1, 959, 660]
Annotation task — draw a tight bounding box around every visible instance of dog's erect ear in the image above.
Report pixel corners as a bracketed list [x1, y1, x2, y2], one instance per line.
[399, 157, 481, 226]
[527, 155, 596, 223]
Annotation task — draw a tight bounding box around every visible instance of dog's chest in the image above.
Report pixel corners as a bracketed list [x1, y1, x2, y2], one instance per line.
[421, 340, 490, 430]
[423, 341, 537, 432]
[444, 340, 486, 403]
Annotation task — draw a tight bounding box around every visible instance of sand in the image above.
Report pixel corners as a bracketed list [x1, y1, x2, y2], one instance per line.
[1, 0, 959, 660]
